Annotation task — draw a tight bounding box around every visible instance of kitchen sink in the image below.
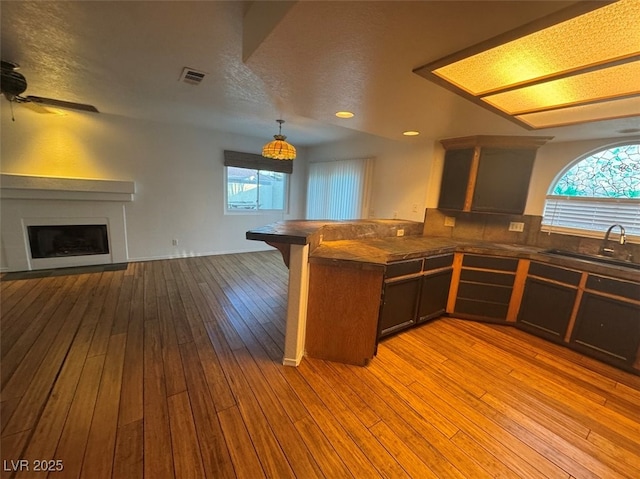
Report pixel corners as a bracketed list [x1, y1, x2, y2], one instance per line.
[542, 249, 640, 271]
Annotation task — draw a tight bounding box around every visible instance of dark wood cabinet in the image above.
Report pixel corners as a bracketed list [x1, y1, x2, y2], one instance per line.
[379, 254, 453, 338]
[453, 254, 518, 321]
[517, 262, 581, 343]
[471, 148, 536, 214]
[379, 276, 421, 337]
[571, 293, 640, 366]
[438, 148, 473, 210]
[570, 274, 640, 368]
[438, 136, 551, 215]
[418, 255, 454, 322]
[418, 269, 453, 322]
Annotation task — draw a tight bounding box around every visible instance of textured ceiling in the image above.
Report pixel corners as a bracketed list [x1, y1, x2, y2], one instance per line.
[2, 1, 638, 146]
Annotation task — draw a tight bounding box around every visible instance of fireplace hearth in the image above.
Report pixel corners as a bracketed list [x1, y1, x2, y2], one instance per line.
[28, 224, 110, 259]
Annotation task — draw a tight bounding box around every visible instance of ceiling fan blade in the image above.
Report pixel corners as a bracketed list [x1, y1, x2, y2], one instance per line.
[20, 101, 57, 114]
[26, 95, 99, 113]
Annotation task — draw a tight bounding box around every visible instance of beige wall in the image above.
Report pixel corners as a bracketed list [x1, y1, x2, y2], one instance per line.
[0, 106, 308, 269]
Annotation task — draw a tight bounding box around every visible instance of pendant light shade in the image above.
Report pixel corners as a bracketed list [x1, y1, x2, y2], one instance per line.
[262, 119, 296, 160]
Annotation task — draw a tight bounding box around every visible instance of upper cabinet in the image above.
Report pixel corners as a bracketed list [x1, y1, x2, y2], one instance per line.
[438, 135, 553, 214]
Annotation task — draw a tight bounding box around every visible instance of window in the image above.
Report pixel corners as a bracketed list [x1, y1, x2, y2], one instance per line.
[226, 167, 286, 211]
[542, 144, 640, 239]
[223, 150, 291, 213]
[306, 158, 373, 220]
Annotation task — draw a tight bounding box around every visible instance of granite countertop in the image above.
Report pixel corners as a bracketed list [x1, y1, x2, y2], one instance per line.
[247, 219, 639, 282]
[246, 219, 424, 246]
[310, 236, 640, 282]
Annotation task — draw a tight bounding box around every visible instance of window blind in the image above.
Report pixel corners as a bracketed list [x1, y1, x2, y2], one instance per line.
[223, 150, 293, 174]
[542, 196, 640, 239]
[306, 158, 373, 220]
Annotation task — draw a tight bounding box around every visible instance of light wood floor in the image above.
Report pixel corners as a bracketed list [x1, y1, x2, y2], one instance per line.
[1, 251, 639, 479]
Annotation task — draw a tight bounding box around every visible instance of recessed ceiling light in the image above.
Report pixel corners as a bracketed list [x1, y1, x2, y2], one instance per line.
[335, 111, 354, 119]
[414, 0, 640, 129]
[403, 130, 420, 136]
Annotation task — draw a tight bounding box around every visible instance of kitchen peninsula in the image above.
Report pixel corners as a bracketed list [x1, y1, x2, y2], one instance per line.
[247, 218, 640, 374]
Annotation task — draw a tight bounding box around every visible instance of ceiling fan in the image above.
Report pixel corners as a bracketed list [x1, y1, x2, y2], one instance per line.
[1, 60, 99, 113]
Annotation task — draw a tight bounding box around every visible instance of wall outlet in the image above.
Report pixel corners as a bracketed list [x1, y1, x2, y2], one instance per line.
[508, 222, 525, 232]
[393, 211, 398, 219]
[412, 203, 418, 213]
[396, 228, 405, 237]
[444, 216, 456, 227]
[172, 239, 179, 246]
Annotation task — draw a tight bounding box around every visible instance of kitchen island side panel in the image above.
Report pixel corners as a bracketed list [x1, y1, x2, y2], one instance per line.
[306, 262, 384, 366]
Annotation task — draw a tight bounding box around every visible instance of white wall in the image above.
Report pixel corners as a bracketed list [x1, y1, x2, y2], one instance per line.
[307, 134, 436, 222]
[4, 101, 636, 272]
[308, 133, 640, 223]
[0, 106, 307, 268]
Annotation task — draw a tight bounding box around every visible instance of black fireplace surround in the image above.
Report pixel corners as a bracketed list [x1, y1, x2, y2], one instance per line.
[28, 224, 109, 258]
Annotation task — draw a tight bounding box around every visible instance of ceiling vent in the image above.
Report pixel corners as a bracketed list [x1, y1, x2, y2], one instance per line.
[179, 67, 206, 85]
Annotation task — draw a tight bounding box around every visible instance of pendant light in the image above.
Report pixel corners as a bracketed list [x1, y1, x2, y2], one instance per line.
[262, 119, 296, 160]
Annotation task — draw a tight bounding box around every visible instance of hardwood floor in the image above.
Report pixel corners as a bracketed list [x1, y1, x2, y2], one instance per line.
[1, 250, 639, 479]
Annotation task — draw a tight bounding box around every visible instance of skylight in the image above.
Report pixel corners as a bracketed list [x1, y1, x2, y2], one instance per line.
[414, 0, 640, 129]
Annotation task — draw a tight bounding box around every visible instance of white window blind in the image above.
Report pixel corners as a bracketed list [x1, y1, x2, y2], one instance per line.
[306, 158, 373, 220]
[542, 196, 640, 240]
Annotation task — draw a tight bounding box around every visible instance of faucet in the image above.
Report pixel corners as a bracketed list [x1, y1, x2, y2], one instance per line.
[599, 224, 626, 256]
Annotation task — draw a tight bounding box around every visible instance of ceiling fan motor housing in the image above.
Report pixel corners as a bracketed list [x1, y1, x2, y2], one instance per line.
[1, 67, 28, 97]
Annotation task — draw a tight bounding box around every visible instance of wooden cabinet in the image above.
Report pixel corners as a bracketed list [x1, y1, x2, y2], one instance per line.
[438, 135, 552, 214]
[307, 246, 639, 374]
[379, 254, 453, 339]
[379, 276, 421, 337]
[379, 259, 423, 337]
[451, 254, 518, 321]
[418, 268, 453, 322]
[517, 262, 582, 343]
[438, 148, 473, 210]
[306, 262, 384, 366]
[570, 274, 640, 368]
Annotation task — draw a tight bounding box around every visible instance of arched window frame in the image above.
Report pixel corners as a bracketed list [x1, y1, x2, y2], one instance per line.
[541, 142, 640, 243]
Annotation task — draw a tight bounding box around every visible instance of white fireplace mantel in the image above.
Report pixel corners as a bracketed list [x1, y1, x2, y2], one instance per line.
[1, 173, 135, 202]
[0, 173, 136, 272]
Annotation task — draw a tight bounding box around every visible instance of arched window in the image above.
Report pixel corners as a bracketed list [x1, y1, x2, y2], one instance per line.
[542, 144, 640, 240]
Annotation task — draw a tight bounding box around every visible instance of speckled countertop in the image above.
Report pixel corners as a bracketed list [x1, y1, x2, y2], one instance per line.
[310, 236, 640, 282]
[247, 220, 639, 282]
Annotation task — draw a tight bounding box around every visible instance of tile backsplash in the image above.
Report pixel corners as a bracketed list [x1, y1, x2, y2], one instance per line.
[423, 208, 639, 264]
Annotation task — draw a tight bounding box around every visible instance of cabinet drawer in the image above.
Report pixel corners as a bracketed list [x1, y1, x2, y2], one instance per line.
[385, 259, 423, 279]
[424, 254, 454, 271]
[462, 255, 519, 272]
[455, 298, 510, 320]
[528, 262, 582, 286]
[586, 275, 640, 301]
[460, 269, 515, 286]
[458, 282, 513, 304]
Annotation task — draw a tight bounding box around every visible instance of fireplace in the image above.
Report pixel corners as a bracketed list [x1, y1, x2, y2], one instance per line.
[28, 224, 109, 258]
[1, 173, 134, 272]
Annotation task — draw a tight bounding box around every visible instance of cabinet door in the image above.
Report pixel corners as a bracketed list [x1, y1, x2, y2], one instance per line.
[517, 277, 577, 342]
[571, 293, 640, 365]
[472, 148, 535, 214]
[379, 277, 421, 338]
[418, 269, 452, 322]
[438, 148, 473, 210]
